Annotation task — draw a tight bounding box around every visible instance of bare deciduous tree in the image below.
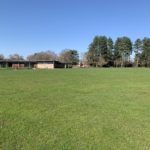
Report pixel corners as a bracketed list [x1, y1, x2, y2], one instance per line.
[27, 50, 58, 61]
[0, 54, 4, 60]
[9, 54, 24, 60]
[59, 49, 79, 65]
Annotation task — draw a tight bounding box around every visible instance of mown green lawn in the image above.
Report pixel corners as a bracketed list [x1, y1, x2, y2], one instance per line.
[1, 68, 150, 150]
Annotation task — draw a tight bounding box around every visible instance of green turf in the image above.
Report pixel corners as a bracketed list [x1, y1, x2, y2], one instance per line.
[1, 68, 150, 150]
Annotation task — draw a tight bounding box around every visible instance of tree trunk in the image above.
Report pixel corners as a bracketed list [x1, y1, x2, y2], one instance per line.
[136, 58, 139, 67]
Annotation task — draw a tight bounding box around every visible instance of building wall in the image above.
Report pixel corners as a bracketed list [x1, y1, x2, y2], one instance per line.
[0, 61, 66, 69]
[54, 61, 65, 68]
[12, 64, 25, 69]
[36, 63, 54, 69]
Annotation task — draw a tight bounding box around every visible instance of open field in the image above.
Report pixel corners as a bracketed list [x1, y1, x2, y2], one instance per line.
[1, 68, 150, 150]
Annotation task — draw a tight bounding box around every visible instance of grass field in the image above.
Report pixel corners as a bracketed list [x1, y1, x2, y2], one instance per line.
[1, 68, 150, 150]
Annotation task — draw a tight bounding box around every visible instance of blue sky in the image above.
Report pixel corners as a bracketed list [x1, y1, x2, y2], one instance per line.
[0, 0, 150, 58]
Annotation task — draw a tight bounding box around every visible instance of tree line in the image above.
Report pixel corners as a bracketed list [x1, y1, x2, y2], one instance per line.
[0, 49, 79, 65]
[1, 36, 150, 67]
[83, 36, 150, 67]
